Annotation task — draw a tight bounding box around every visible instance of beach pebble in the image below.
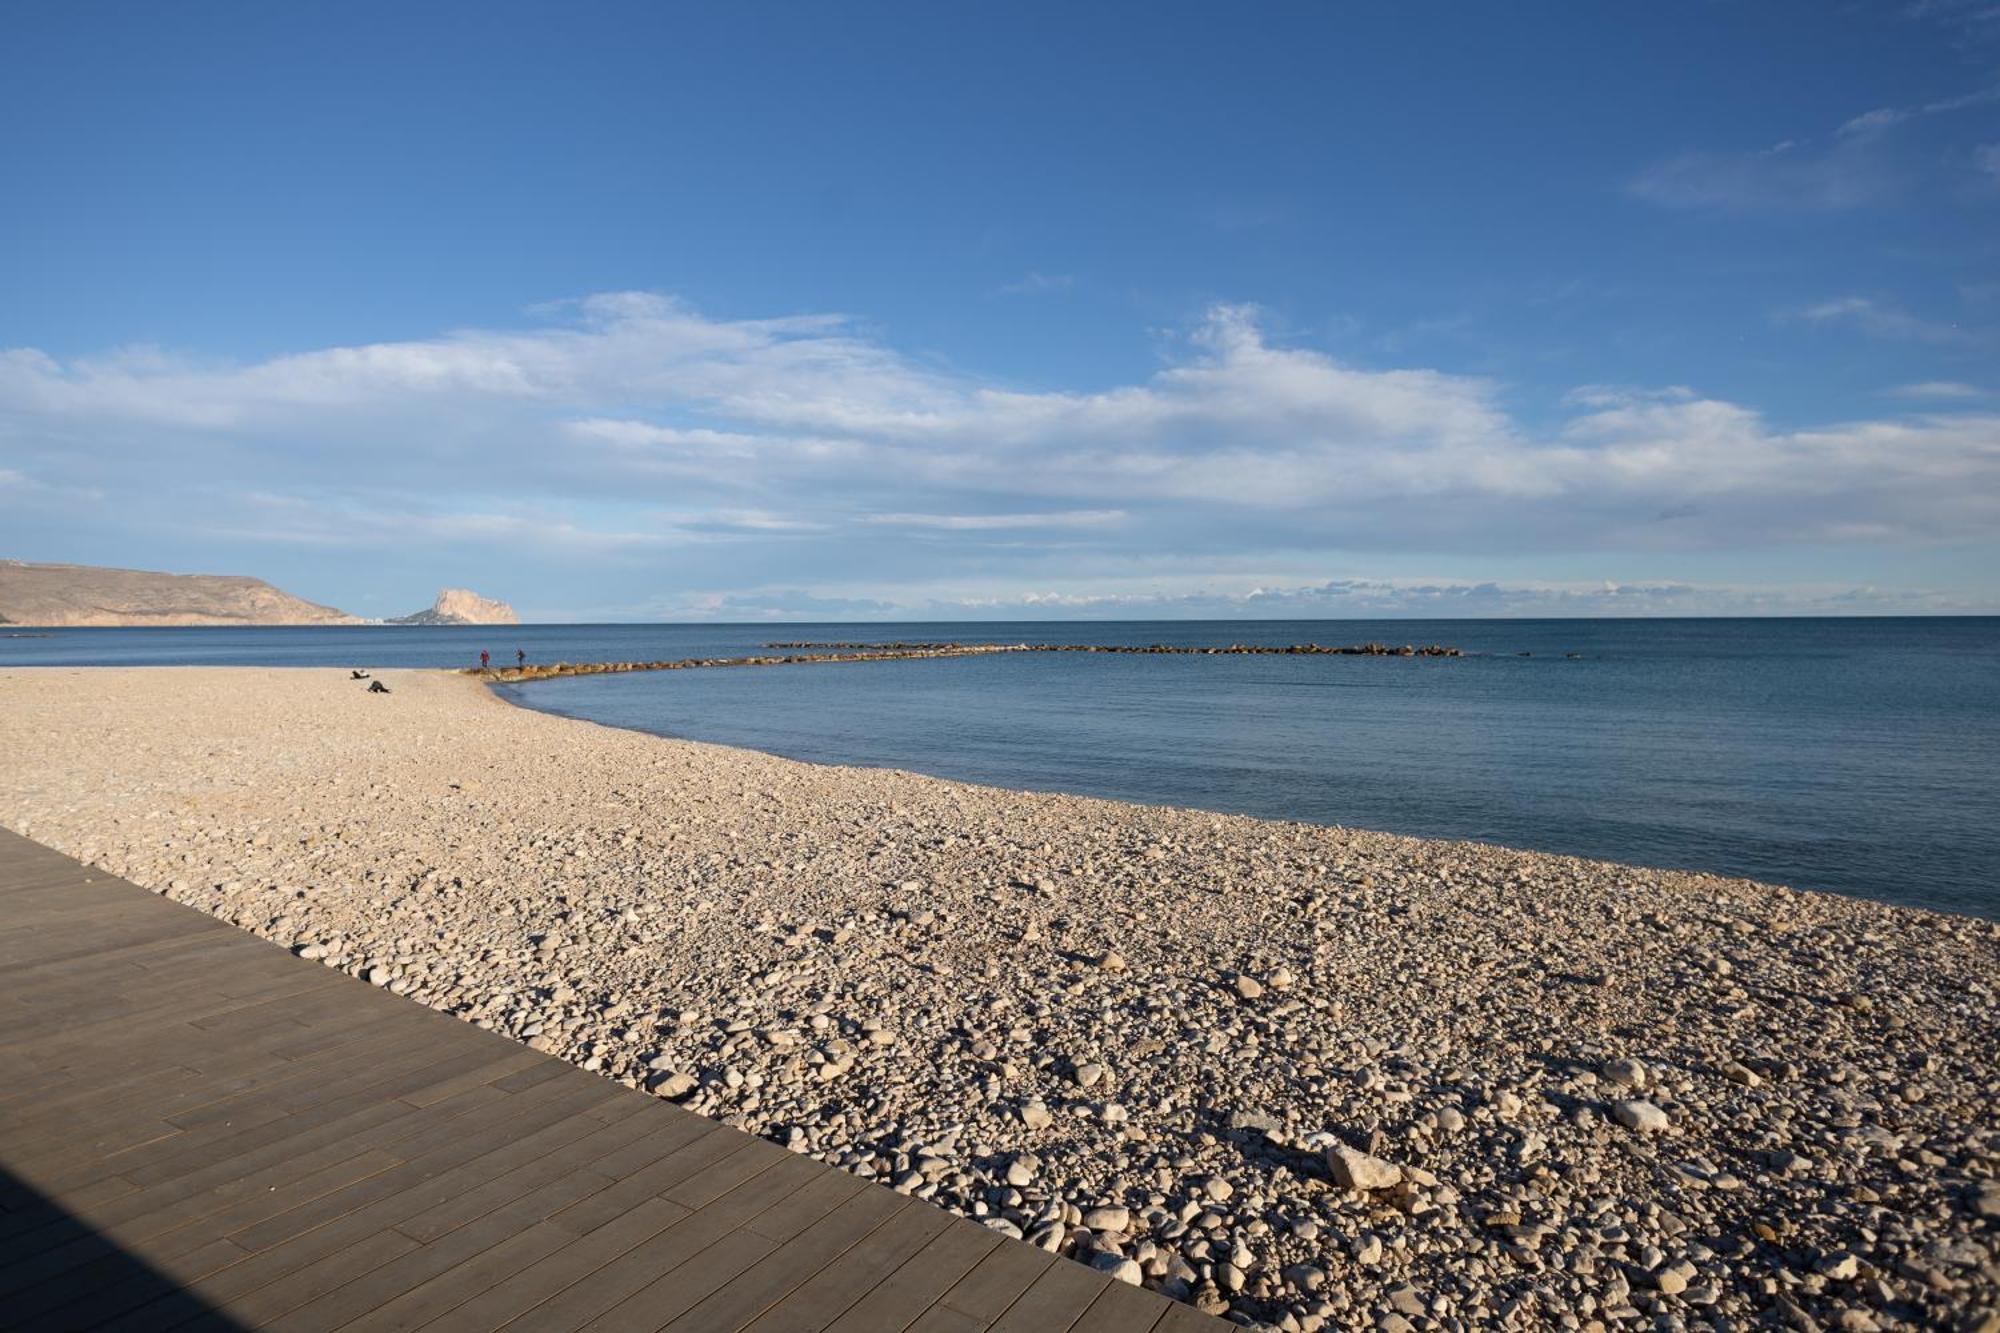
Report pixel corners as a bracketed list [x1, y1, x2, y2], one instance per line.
[1326, 1144, 1403, 1191]
[1082, 1205, 1130, 1233]
[1602, 1056, 1649, 1089]
[1613, 1099, 1671, 1133]
[645, 1070, 697, 1099]
[7, 667, 1995, 1333]
[1090, 1252, 1143, 1285]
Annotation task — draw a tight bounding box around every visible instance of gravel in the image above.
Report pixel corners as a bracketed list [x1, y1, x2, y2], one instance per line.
[2, 666, 1996, 1332]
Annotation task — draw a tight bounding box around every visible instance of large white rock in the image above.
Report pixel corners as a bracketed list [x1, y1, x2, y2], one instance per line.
[1089, 1252, 1144, 1285]
[1326, 1144, 1404, 1190]
[1602, 1057, 1649, 1089]
[1082, 1205, 1130, 1233]
[1613, 1099, 1671, 1133]
[645, 1070, 697, 1099]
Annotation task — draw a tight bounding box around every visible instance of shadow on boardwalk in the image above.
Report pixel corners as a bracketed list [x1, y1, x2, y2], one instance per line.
[0, 1164, 250, 1330]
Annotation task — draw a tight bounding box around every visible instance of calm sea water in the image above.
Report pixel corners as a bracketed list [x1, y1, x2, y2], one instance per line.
[6, 619, 1995, 918]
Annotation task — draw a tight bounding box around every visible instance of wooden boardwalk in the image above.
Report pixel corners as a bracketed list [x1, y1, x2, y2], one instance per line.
[0, 827, 1223, 1333]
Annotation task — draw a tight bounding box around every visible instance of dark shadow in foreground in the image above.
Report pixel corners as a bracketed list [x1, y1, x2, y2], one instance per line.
[0, 1163, 250, 1330]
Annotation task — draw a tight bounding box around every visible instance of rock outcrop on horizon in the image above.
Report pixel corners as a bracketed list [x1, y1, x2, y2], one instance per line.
[0, 560, 359, 627]
[388, 587, 518, 626]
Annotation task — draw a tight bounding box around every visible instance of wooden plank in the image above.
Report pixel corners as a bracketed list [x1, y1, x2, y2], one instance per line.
[390, 1103, 656, 1241]
[935, 1236, 1057, 1322]
[1070, 1277, 1174, 1333]
[818, 1218, 1003, 1333]
[0, 1149, 403, 1322]
[107, 1045, 508, 1190]
[416, 1197, 693, 1333]
[580, 1227, 777, 1332]
[340, 1198, 690, 1333]
[507, 1153, 825, 1331]
[246, 1172, 615, 1331]
[222, 1072, 626, 1253]
[741, 1196, 955, 1333]
[21, 1234, 251, 1331]
[905, 1306, 989, 1333]
[1153, 1302, 1228, 1332]
[542, 1122, 745, 1235]
[740, 1161, 872, 1242]
[656, 1187, 909, 1330]
[987, 1257, 1113, 1333]
[11, 1032, 491, 1194]
[0, 825, 1227, 1333]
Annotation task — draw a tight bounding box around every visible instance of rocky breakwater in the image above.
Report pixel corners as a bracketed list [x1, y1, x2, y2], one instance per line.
[478, 640, 1466, 685]
[0, 667, 1993, 1333]
[765, 640, 1466, 657]
[478, 643, 1020, 684]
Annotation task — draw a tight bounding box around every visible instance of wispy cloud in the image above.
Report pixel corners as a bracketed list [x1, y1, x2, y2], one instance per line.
[861, 510, 1124, 531]
[1629, 137, 1897, 214]
[1903, 0, 2000, 43]
[1628, 83, 2000, 213]
[1888, 380, 1988, 399]
[677, 575, 1989, 621]
[1785, 296, 1970, 343]
[997, 271, 1074, 296]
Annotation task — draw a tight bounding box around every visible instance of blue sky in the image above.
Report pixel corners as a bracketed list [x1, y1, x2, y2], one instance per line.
[3, 1, 1997, 619]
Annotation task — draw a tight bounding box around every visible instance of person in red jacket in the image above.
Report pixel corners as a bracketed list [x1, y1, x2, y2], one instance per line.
[479, 650, 490, 671]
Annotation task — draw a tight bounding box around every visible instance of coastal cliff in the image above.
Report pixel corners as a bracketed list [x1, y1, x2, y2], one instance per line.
[0, 559, 359, 627]
[388, 587, 518, 625]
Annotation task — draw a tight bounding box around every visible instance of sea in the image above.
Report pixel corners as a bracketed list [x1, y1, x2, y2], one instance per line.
[5, 618, 1995, 919]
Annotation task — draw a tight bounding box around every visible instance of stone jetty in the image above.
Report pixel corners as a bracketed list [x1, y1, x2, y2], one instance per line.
[479, 640, 1462, 685]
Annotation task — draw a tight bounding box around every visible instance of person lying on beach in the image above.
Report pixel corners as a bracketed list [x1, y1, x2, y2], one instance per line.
[350, 670, 370, 679]
[367, 679, 390, 694]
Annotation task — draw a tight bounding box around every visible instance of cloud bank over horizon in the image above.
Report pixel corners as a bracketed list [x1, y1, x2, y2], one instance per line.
[3, 293, 1996, 619]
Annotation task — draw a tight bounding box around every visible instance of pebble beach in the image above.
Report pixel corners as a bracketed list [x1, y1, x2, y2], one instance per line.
[1, 666, 1994, 1332]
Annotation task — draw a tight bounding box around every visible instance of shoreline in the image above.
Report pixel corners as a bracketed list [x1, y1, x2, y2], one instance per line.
[3, 666, 1995, 1330]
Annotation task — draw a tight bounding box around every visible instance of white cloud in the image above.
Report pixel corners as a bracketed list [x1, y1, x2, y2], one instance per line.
[2, 294, 1996, 601]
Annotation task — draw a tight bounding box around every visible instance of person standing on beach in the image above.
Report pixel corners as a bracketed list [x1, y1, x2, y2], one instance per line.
[480, 650, 490, 671]
[516, 648, 525, 668]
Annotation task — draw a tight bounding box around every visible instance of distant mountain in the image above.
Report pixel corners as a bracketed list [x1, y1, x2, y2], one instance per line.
[388, 587, 519, 626]
[0, 560, 359, 627]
